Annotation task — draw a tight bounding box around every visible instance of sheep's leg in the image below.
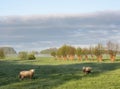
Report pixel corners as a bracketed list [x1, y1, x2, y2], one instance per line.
[19, 74, 24, 80]
[21, 76, 24, 80]
[29, 75, 32, 79]
[86, 71, 91, 74]
[30, 75, 34, 79]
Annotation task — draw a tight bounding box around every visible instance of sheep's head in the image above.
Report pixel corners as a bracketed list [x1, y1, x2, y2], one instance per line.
[82, 67, 86, 70]
[82, 66, 86, 72]
[30, 69, 35, 73]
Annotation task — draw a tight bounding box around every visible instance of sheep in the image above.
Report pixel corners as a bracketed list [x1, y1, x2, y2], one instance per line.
[82, 66, 92, 74]
[19, 69, 35, 80]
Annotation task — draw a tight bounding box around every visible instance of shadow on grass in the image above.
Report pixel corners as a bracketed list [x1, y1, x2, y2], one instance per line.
[0, 60, 120, 89]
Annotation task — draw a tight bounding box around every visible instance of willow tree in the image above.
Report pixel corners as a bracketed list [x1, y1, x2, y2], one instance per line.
[107, 41, 119, 62]
[56, 48, 62, 60]
[89, 46, 95, 61]
[58, 45, 69, 60]
[82, 48, 89, 61]
[67, 46, 76, 61]
[94, 43, 104, 62]
[76, 47, 83, 61]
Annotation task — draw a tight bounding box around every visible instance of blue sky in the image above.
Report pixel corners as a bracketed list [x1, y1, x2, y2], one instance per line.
[0, 0, 120, 52]
[1, 0, 120, 16]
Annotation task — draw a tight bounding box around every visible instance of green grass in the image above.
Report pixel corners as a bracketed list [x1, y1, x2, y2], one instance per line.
[0, 57, 120, 89]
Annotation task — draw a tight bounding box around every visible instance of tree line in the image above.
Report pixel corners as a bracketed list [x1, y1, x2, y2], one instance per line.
[51, 41, 120, 62]
[0, 49, 36, 60]
[0, 41, 119, 62]
[0, 47, 16, 59]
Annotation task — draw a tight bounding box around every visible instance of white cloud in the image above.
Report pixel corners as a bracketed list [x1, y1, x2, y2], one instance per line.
[0, 11, 120, 51]
[71, 29, 85, 37]
[112, 29, 120, 33]
[0, 35, 24, 39]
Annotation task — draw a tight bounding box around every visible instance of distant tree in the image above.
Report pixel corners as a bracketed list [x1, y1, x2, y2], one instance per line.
[40, 48, 57, 54]
[107, 41, 119, 62]
[28, 53, 36, 60]
[51, 52, 56, 59]
[0, 49, 5, 59]
[89, 46, 95, 61]
[59, 45, 69, 60]
[82, 48, 89, 61]
[0, 47, 16, 55]
[67, 46, 76, 61]
[61, 45, 68, 60]
[56, 48, 62, 60]
[94, 43, 104, 62]
[51, 51, 56, 57]
[18, 51, 28, 60]
[76, 47, 83, 61]
[31, 51, 39, 55]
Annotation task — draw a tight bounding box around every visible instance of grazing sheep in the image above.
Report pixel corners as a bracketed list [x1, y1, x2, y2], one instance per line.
[19, 69, 35, 80]
[82, 66, 92, 74]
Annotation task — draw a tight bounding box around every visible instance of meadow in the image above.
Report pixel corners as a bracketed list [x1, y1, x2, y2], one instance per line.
[0, 57, 120, 89]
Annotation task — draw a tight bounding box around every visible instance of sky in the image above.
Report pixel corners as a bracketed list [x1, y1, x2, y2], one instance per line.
[1, 0, 120, 16]
[0, 0, 120, 52]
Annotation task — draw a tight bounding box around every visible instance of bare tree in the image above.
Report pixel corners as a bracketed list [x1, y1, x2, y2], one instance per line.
[107, 41, 119, 62]
[82, 48, 89, 61]
[67, 46, 76, 61]
[58, 45, 69, 60]
[94, 43, 104, 62]
[76, 47, 83, 61]
[89, 46, 95, 61]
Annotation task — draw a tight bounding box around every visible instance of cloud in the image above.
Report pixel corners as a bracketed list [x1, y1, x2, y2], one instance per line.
[0, 11, 120, 51]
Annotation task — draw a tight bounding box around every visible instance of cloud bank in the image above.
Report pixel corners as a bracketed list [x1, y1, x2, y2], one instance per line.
[0, 11, 120, 52]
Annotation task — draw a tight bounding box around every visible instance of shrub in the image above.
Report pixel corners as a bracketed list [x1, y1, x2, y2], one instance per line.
[0, 49, 5, 59]
[18, 51, 28, 60]
[28, 53, 36, 60]
[51, 51, 56, 57]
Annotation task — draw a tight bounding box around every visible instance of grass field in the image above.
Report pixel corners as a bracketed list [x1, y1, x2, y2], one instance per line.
[0, 57, 120, 89]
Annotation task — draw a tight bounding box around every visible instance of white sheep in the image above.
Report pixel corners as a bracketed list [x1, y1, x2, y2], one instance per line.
[19, 69, 35, 80]
[82, 66, 92, 74]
